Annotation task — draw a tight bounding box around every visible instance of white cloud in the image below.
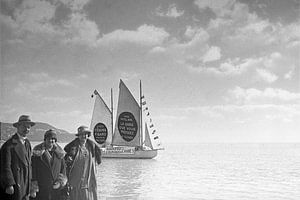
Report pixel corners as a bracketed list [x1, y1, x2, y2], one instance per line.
[202, 46, 221, 63]
[284, 68, 295, 80]
[228, 87, 300, 104]
[98, 24, 169, 46]
[60, 0, 90, 11]
[256, 68, 278, 83]
[63, 13, 100, 47]
[194, 0, 235, 17]
[5, 0, 57, 35]
[149, 46, 166, 53]
[155, 4, 184, 18]
[13, 72, 75, 96]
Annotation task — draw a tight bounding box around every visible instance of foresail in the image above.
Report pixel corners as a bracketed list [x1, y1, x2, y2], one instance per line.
[90, 90, 113, 147]
[112, 80, 141, 147]
[141, 95, 163, 150]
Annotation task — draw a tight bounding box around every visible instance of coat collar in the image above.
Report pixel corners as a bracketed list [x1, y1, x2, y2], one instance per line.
[33, 142, 65, 159]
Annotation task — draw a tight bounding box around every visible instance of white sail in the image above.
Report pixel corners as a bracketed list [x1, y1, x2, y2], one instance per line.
[144, 123, 153, 149]
[90, 90, 113, 147]
[112, 80, 141, 147]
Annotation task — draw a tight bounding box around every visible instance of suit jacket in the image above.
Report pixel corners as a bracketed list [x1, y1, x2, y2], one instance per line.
[0, 133, 32, 200]
[31, 142, 66, 200]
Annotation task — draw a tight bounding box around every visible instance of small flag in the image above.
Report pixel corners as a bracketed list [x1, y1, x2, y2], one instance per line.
[142, 101, 146, 105]
[141, 95, 145, 99]
[147, 112, 150, 116]
[152, 130, 156, 134]
[150, 124, 154, 128]
[94, 90, 99, 95]
[154, 136, 159, 140]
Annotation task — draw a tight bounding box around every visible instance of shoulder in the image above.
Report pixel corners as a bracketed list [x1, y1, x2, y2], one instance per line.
[32, 143, 45, 157]
[64, 139, 79, 151]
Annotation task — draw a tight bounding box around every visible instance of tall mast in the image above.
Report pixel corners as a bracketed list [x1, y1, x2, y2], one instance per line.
[111, 88, 114, 140]
[139, 80, 143, 147]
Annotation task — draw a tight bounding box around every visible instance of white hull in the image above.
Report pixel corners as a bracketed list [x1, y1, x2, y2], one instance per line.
[101, 147, 157, 159]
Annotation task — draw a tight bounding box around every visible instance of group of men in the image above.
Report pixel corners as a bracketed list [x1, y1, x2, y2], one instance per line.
[0, 115, 102, 200]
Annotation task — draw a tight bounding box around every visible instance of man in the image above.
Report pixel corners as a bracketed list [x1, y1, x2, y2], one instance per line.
[31, 129, 67, 200]
[0, 115, 35, 200]
[64, 126, 101, 200]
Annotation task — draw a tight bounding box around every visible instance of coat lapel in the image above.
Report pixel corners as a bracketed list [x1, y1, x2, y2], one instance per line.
[12, 135, 28, 166]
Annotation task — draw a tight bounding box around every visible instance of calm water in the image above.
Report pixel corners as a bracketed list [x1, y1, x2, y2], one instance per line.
[32, 142, 300, 200]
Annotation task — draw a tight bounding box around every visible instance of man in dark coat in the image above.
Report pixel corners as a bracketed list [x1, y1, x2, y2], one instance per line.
[31, 129, 67, 200]
[0, 115, 35, 200]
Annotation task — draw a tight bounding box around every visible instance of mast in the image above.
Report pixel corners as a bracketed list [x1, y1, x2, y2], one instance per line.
[139, 80, 143, 148]
[111, 88, 114, 142]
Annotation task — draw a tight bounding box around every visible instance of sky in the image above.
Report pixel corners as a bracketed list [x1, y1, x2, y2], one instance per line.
[0, 0, 299, 143]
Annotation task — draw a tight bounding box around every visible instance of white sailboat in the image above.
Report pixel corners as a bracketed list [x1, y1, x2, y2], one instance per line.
[90, 79, 163, 159]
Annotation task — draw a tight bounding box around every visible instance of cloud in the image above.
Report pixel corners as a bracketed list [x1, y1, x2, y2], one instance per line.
[227, 87, 300, 104]
[256, 68, 278, 83]
[98, 24, 169, 46]
[155, 4, 184, 18]
[13, 72, 75, 97]
[60, 0, 90, 11]
[202, 46, 221, 63]
[194, 0, 235, 17]
[63, 13, 100, 46]
[1, 0, 57, 35]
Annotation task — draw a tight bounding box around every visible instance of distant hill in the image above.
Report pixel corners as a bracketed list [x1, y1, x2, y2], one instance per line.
[0, 122, 75, 142]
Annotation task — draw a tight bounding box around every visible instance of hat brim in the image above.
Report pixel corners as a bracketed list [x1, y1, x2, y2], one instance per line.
[13, 121, 36, 128]
[75, 131, 91, 137]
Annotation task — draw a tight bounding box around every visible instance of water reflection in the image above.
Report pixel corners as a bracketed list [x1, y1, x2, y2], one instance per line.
[97, 159, 157, 199]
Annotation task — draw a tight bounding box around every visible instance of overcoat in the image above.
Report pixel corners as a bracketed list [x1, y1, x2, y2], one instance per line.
[64, 138, 101, 200]
[0, 133, 32, 200]
[31, 142, 66, 200]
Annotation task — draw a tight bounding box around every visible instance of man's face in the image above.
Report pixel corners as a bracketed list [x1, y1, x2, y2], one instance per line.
[17, 123, 31, 137]
[78, 133, 88, 144]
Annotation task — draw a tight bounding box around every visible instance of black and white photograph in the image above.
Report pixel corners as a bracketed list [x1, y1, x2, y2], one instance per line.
[0, 0, 299, 199]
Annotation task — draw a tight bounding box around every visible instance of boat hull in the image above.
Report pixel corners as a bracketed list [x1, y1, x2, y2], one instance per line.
[101, 147, 157, 159]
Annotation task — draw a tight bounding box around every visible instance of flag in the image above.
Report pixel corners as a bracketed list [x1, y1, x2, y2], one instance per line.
[141, 95, 145, 99]
[94, 90, 99, 95]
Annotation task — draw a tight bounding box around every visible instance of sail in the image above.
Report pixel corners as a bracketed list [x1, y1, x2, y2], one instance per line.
[144, 123, 153, 149]
[141, 95, 164, 150]
[112, 80, 141, 147]
[90, 90, 113, 147]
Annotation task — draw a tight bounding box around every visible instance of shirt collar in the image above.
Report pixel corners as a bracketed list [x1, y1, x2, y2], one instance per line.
[17, 133, 27, 144]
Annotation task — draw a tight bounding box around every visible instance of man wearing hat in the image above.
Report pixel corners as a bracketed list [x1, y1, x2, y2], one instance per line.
[31, 129, 67, 200]
[64, 126, 101, 200]
[0, 115, 35, 200]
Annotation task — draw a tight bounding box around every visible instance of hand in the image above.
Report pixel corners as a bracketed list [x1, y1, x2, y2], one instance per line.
[5, 186, 14, 195]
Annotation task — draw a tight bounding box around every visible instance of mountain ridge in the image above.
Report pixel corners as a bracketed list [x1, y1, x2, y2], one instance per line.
[0, 122, 75, 142]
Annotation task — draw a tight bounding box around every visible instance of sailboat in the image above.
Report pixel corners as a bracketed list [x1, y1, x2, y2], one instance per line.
[90, 79, 163, 159]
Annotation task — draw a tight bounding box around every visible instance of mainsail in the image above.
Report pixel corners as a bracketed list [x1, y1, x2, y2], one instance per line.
[90, 90, 113, 147]
[112, 80, 141, 147]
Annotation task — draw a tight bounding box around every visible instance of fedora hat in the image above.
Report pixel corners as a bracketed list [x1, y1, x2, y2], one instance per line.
[13, 115, 36, 128]
[75, 125, 91, 137]
[44, 129, 57, 141]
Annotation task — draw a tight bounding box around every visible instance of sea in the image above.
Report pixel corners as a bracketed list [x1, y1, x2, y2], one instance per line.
[33, 142, 300, 199]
